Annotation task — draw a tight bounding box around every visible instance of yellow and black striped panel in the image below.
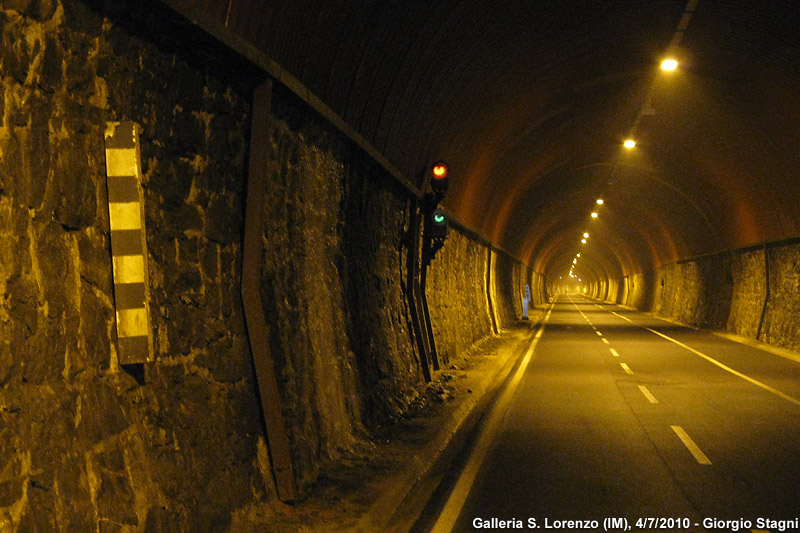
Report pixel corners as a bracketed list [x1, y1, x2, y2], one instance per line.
[104, 121, 153, 365]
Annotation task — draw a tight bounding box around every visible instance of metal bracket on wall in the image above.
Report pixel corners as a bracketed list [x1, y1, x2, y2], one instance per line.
[241, 80, 297, 502]
[756, 244, 771, 342]
[486, 248, 500, 335]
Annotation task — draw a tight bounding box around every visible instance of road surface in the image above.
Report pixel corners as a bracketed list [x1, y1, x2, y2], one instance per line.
[421, 295, 800, 533]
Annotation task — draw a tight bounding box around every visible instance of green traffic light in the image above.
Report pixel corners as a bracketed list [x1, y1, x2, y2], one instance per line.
[433, 213, 446, 224]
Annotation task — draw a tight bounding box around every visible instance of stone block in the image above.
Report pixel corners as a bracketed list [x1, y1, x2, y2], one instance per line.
[2, 0, 56, 21]
[54, 456, 95, 530]
[205, 194, 241, 244]
[53, 135, 97, 231]
[77, 230, 112, 293]
[36, 222, 70, 317]
[195, 334, 248, 383]
[80, 284, 112, 368]
[94, 447, 138, 528]
[145, 506, 188, 533]
[75, 384, 127, 446]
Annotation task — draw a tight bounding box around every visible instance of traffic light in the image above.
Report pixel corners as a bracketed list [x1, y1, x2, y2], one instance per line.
[430, 161, 449, 195]
[429, 208, 448, 239]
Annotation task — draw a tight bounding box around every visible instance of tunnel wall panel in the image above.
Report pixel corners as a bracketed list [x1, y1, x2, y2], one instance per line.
[652, 258, 732, 329]
[0, 1, 271, 529]
[260, 58, 536, 494]
[491, 250, 518, 329]
[640, 241, 800, 354]
[727, 248, 768, 339]
[761, 243, 800, 351]
[259, 111, 368, 486]
[427, 229, 495, 361]
[532, 271, 548, 307]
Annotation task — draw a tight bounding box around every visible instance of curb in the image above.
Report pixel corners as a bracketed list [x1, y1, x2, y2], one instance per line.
[353, 313, 545, 532]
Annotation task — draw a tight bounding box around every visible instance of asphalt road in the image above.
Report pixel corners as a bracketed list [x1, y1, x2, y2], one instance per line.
[421, 295, 800, 533]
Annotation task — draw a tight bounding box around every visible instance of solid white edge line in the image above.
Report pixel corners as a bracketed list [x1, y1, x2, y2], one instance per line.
[608, 310, 800, 409]
[431, 304, 554, 532]
[671, 425, 712, 465]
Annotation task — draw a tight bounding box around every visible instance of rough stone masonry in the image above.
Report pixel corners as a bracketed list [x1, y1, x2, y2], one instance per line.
[0, 1, 271, 529]
[0, 0, 537, 530]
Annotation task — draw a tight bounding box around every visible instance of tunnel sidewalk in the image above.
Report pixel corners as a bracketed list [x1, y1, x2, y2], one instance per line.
[263, 310, 545, 532]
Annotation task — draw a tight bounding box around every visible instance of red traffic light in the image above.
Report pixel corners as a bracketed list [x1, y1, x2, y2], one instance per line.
[430, 161, 449, 194]
[432, 162, 449, 180]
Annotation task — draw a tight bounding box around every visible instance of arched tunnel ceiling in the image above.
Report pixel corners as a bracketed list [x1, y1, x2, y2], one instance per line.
[178, 0, 800, 280]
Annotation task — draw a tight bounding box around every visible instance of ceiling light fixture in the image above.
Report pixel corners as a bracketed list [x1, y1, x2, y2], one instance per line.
[661, 58, 678, 71]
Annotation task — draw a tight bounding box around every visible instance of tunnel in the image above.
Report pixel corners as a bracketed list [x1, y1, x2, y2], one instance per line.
[1, 0, 800, 530]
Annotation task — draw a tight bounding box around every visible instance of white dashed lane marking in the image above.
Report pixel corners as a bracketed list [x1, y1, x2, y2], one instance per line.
[638, 385, 659, 404]
[671, 425, 712, 465]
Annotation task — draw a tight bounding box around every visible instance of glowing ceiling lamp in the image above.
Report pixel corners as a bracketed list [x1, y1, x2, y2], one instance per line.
[661, 58, 678, 71]
[623, 139, 636, 149]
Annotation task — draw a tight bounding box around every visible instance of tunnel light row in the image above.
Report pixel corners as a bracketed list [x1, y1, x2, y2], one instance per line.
[569, 198, 603, 279]
[567, 58, 678, 283]
[622, 59, 678, 151]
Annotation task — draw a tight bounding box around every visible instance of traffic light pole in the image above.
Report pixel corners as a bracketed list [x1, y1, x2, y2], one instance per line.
[419, 222, 441, 372]
[407, 198, 433, 382]
[406, 162, 450, 383]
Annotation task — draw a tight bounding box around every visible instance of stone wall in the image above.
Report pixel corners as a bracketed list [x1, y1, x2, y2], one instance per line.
[0, 1, 541, 529]
[261, 88, 539, 487]
[427, 227, 495, 364]
[761, 243, 800, 351]
[0, 0, 269, 530]
[531, 271, 548, 307]
[491, 250, 519, 329]
[259, 90, 424, 483]
[260, 83, 554, 483]
[727, 248, 767, 338]
[615, 240, 800, 354]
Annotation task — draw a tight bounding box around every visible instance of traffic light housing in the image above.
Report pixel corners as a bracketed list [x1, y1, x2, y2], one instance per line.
[430, 161, 449, 196]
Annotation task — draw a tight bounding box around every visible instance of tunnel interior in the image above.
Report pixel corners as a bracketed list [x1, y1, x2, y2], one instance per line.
[214, 0, 800, 281]
[1, 0, 800, 529]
